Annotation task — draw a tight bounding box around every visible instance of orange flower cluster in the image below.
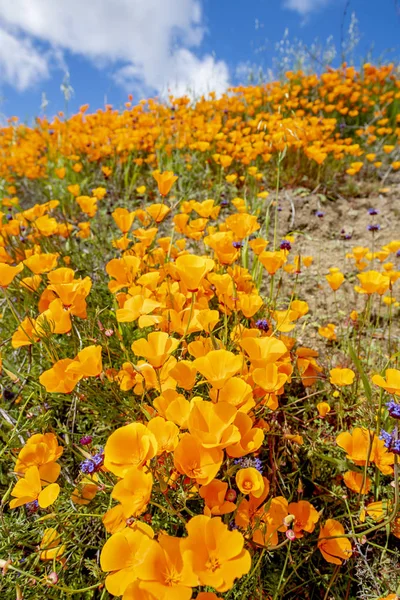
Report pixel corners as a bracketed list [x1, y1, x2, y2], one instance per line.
[0, 65, 398, 185]
[2, 69, 400, 596]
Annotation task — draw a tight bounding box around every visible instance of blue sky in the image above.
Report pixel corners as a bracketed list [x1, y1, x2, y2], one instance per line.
[0, 0, 398, 122]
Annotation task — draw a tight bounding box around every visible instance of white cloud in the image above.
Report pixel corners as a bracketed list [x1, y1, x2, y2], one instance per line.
[0, 29, 49, 90]
[0, 0, 230, 98]
[284, 0, 332, 15]
[116, 49, 230, 100]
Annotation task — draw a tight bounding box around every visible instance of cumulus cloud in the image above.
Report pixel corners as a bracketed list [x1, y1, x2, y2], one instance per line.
[0, 29, 49, 90]
[284, 0, 333, 15]
[0, 0, 230, 97]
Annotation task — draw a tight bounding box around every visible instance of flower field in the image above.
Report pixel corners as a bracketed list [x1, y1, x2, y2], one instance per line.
[1, 63, 400, 599]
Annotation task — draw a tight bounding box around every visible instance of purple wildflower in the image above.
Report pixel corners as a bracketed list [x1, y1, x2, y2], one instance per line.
[80, 435, 93, 446]
[280, 240, 291, 251]
[80, 448, 104, 474]
[387, 400, 400, 420]
[255, 319, 270, 332]
[235, 456, 263, 473]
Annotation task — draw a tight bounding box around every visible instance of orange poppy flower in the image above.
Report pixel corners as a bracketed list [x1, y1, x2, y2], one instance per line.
[258, 250, 286, 275]
[24, 253, 59, 274]
[318, 519, 352, 564]
[10, 466, 60, 509]
[75, 196, 97, 217]
[356, 271, 390, 295]
[169, 360, 197, 390]
[240, 336, 287, 369]
[66, 345, 103, 378]
[15, 432, 63, 482]
[37, 298, 72, 334]
[100, 524, 159, 596]
[199, 479, 237, 517]
[104, 423, 158, 477]
[174, 433, 223, 485]
[226, 412, 264, 458]
[317, 402, 331, 417]
[11, 317, 40, 348]
[174, 255, 215, 292]
[71, 476, 99, 506]
[106, 255, 141, 293]
[188, 399, 240, 450]
[252, 363, 289, 394]
[147, 416, 179, 454]
[236, 467, 265, 498]
[193, 349, 243, 389]
[39, 358, 82, 393]
[329, 368, 355, 386]
[181, 515, 251, 592]
[287, 500, 320, 538]
[0, 262, 23, 287]
[146, 203, 170, 223]
[111, 466, 153, 518]
[296, 347, 323, 386]
[124, 533, 198, 600]
[318, 323, 337, 341]
[372, 369, 400, 395]
[204, 231, 240, 264]
[40, 528, 65, 561]
[326, 268, 345, 291]
[210, 377, 255, 413]
[336, 428, 394, 475]
[343, 470, 371, 494]
[153, 170, 178, 196]
[225, 213, 260, 240]
[131, 332, 179, 369]
[252, 496, 288, 547]
[112, 208, 136, 233]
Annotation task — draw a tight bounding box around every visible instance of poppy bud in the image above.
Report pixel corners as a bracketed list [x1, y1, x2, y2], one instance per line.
[225, 489, 237, 502]
[47, 572, 59, 585]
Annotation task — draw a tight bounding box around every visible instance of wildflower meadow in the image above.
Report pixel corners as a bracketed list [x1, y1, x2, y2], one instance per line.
[1, 63, 400, 599]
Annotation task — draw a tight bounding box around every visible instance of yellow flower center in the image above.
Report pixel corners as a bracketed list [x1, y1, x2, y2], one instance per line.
[164, 568, 181, 586]
[206, 556, 221, 572]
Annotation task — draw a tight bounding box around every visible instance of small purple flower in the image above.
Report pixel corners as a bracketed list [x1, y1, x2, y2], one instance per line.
[220, 199, 229, 207]
[80, 435, 93, 446]
[80, 448, 104, 474]
[387, 400, 400, 420]
[380, 428, 400, 454]
[315, 210, 324, 218]
[26, 500, 39, 514]
[368, 208, 379, 216]
[379, 429, 392, 449]
[368, 224, 380, 232]
[277, 206, 283, 212]
[255, 319, 270, 332]
[280, 240, 291, 251]
[235, 456, 263, 473]
[396, 250, 400, 258]
[6, 213, 13, 221]
[232, 241, 243, 249]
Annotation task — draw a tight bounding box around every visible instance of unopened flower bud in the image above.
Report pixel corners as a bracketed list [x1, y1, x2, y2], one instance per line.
[286, 529, 296, 541]
[46, 572, 59, 585]
[225, 489, 237, 502]
[283, 513, 295, 527]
